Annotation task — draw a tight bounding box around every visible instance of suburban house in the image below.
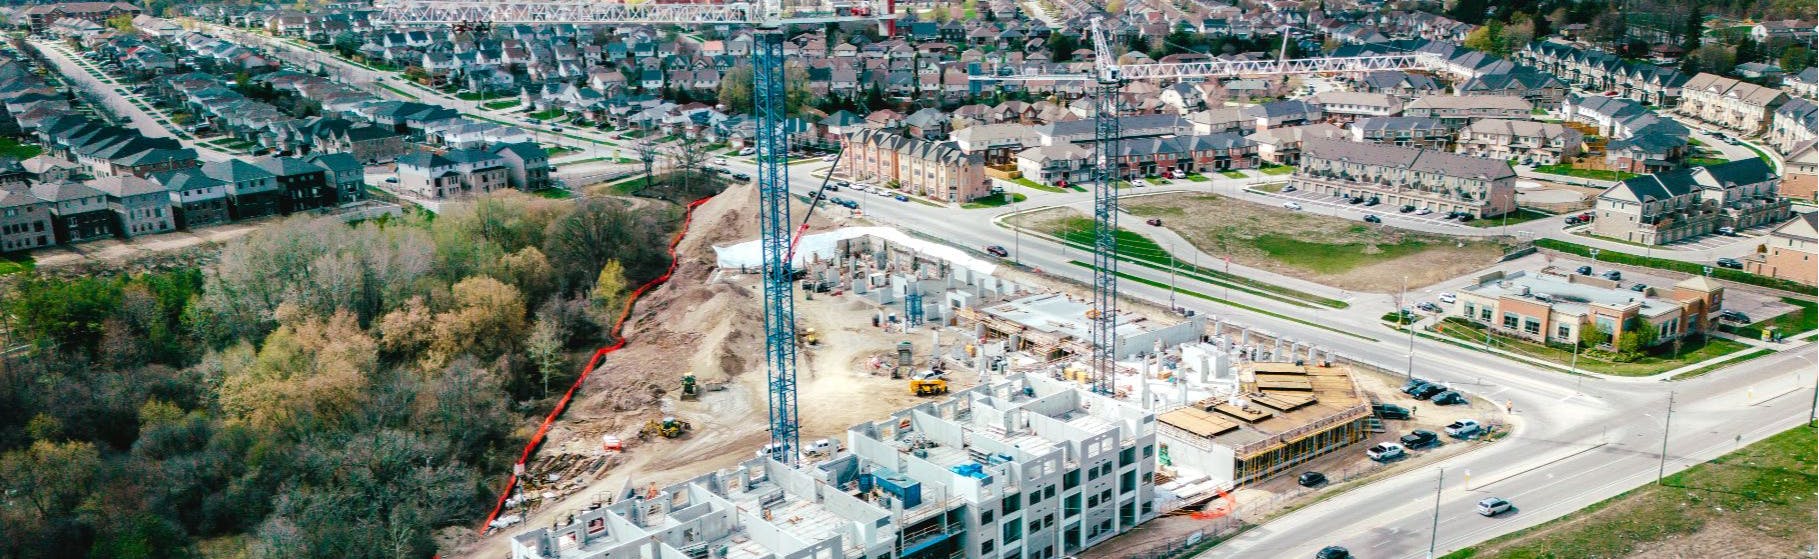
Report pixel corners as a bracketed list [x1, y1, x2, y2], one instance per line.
[199, 160, 282, 220]
[0, 188, 53, 252]
[1349, 117, 1455, 150]
[1516, 41, 1689, 106]
[151, 169, 231, 228]
[1768, 98, 1817, 154]
[1455, 71, 1569, 109]
[490, 142, 552, 192]
[1292, 138, 1518, 218]
[1402, 95, 1532, 125]
[1306, 91, 1403, 122]
[1563, 95, 1691, 173]
[256, 157, 335, 214]
[1013, 143, 1094, 186]
[1678, 73, 1789, 134]
[1246, 123, 1347, 165]
[1744, 212, 1817, 286]
[304, 152, 366, 204]
[87, 175, 174, 238]
[395, 149, 510, 200]
[843, 128, 989, 203]
[19, 2, 141, 33]
[30, 181, 113, 244]
[1452, 270, 1724, 348]
[1454, 119, 1584, 165]
[1785, 67, 1819, 100]
[1590, 158, 1791, 245]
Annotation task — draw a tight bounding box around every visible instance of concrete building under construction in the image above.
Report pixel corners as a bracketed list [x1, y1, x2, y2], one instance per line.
[1155, 362, 1371, 487]
[510, 374, 1158, 559]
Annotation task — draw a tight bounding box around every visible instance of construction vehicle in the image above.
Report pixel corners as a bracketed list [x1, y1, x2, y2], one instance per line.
[680, 373, 699, 400]
[798, 328, 820, 347]
[639, 416, 692, 440]
[909, 370, 949, 396]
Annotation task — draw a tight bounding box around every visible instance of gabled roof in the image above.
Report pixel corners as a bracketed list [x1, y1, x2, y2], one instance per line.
[490, 142, 547, 160]
[200, 159, 277, 183]
[29, 181, 104, 203]
[0, 188, 45, 209]
[86, 175, 167, 198]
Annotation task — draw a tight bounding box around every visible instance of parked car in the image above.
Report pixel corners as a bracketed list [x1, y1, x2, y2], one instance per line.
[1366, 442, 1406, 461]
[1602, 270, 1622, 281]
[1717, 226, 1737, 236]
[1438, 292, 1457, 304]
[1412, 383, 1446, 400]
[1146, 218, 1163, 226]
[1373, 403, 1412, 420]
[1720, 310, 1751, 323]
[1399, 429, 1440, 449]
[1283, 202, 1303, 211]
[1363, 214, 1381, 223]
[1400, 205, 1415, 213]
[1630, 283, 1648, 292]
[1476, 497, 1513, 517]
[1298, 471, 1328, 487]
[1431, 391, 1467, 406]
[1348, 196, 1364, 204]
[1716, 257, 1743, 269]
[985, 245, 1010, 258]
[894, 194, 909, 202]
[1418, 302, 1443, 313]
[1565, 215, 1582, 225]
[1315, 546, 1351, 559]
[1416, 208, 1433, 215]
[1457, 214, 1474, 222]
[713, 156, 727, 165]
[1576, 265, 1593, 275]
[1364, 197, 1380, 207]
[732, 172, 751, 181]
[737, 147, 755, 156]
[1445, 419, 1482, 438]
[1282, 185, 1297, 192]
[1402, 378, 1433, 395]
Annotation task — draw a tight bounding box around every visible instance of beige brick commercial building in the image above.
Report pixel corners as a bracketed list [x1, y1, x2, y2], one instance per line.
[1453, 270, 1724, 348]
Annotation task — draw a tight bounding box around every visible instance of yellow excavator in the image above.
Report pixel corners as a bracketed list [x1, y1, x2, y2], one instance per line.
[798, 327, 820, 347]
[909, 370, 949, 396]
[639, 416, 692, 440]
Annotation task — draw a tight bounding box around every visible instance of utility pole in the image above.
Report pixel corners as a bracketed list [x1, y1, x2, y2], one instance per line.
[1428, 467, 1444, 558]
[1013, 200, 1022, 265]
[1168, 244, 1177, 310]
[1571, 340, 1581, 393]
[1657, 391, 1674, 485]
[1403, 275, 1415, 380]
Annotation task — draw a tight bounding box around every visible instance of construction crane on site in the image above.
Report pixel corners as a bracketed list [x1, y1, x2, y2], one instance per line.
[373, 0, 897, 468]
[980, 18, 1432, 395]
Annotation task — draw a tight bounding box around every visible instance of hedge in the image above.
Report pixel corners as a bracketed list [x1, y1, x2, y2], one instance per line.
[1534, 238, 1818, 296]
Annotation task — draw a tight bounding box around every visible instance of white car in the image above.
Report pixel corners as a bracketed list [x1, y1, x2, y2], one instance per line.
[1476, 497, 1512, 517]
[1445, 419, 1481, 438]
[738, 147, 756, 156]
[713, 156, 727, 165]
[1416, 208, 1433, 216]
[1283, 202, 1303, 211]
[821, 154, 839, 162]
[1438, 292, 1457, 304]
[1366, 442, 1405, 461]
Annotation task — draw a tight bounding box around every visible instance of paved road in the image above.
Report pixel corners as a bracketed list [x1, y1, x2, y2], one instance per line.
[190, 25, 1819, 557]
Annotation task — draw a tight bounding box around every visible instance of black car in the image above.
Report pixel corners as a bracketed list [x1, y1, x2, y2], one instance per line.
[1576, 265, 1593, 275]
[1363, 214, 1382, 223]
[1432, 391, 1467, 406]
[1298, 471, 1327, 487]
[1400, 205, 1416, 213]
[1399, 429, 1440, 449]
[1417, 302, 1443, 313]
[1720, 310, 1751, 323]
[732, 172, 752, 181]
[1364, 197, 1380, 206]
[1630, 283, 1648, 292]
[1716, 257, 1743, 269]
[1412, 384, 1446, 400]
[1146, 218, 1164, 226]
[1373, 403, 1412, 420]
[1348, 196, 1364, 204]
[1316, 546, 1350, 559]
[1402, 378, 1432, 395]
[1602, 270, 1622, 281]
[985, 245, 1010, 258]
[1457, 214, 1474, 222]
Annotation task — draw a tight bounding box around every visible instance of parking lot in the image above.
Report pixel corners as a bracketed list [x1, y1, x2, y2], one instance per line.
[1652, 221, 1781, 250]
[1267, 186, 1474, 229]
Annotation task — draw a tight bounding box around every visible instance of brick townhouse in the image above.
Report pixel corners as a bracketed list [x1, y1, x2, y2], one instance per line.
[843, 128, 989, 203]
[1292, 139, 1517, 218]
[1591, 158, 1791, 245]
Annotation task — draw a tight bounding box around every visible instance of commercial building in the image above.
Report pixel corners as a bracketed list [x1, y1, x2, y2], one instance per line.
[1452, 269, 1724, 347]
[1590, 158, 1791, 245]
[843, 128, 989, 203]
[1292, 139, 1518, 218]
[510, 374, 1158, 559]
[1744, 212, 1818, 286]
[1157, 362, 1370, 487]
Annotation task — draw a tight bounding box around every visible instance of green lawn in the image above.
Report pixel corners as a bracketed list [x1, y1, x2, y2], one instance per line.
[545, 146, 581, 158]
[0, 138, 44, 160]
[1535, 239, 1818, 296]
[1430, 317, 1749, 376]
[1144, 177, 1168, 185]
[961, 192, 1028, 209]
[527, 109, 566, 120]
[531, 188, 573, 199]
[1250, 183, 1285, 193]
[1219, 170, 1248, 179]
[456, 91, 506, 101]
[481, 99, 521, 110]
[1685, 156, 1729, 167]
[1008, 176, 1067, 193]
[1444, 424, 1816, 559]
[1465, 208, 1552, 228]
[1184, 173, 1210, 182]
[0, 253, 34, 276]
[1070, 260, 1372, 341]
[1531, 163, 1638, 181]
[1258, 164, 1295, 175]
[376, 82, 419, 100]
[1725, 298, 1818, 340]
[1250, 234, 1436, 275]
[1041, 216, 1348, 309]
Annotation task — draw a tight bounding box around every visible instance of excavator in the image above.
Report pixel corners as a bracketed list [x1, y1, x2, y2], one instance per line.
[639, 416, 692, 440]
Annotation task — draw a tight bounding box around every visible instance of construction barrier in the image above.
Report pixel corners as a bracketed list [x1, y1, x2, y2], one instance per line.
[478, 195, 714, 534]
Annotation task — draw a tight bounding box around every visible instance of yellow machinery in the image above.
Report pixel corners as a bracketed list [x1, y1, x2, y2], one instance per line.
[799, 328, 820, 347]
[909, 371, 948, 396]
[639, 416, 692, 439]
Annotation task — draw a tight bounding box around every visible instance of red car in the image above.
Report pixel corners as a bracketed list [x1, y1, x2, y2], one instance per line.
[1145, 218, 1163, 226]
[985, 245, 1009, 258]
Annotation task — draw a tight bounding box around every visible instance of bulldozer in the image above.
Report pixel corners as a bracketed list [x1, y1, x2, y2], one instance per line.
[638, 416, 692, 440]
[909, 370, 949, 396]
[680, 373, 699, 401]
[798, 327, 821, 347]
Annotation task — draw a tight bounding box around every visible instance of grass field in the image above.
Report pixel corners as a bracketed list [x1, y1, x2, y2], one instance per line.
[528, 109, 566, 120]
[1430, 317, 1749, 376]
[1250, 183, 1285, 193]
[1184, 173, 1210, 182]
[1220, 170, 1247, 179]
[1532, 163, 1638, 181]
[1465, 208, 1552, 228]
[0, 253, 34, 276]
[1725, 298, 1818, 340]
[1008, 177, 1068, 193]
[1015, 211, 1350, 309]
[1444, 424, 1816, 558]
[1258, 164, 1295, 175]
[481, 99, 521, 110]
[1669, 348, 1775, 380]
[961, 192, 1027, 209]
[0, 138, 43, 160]
[1069, 261, 1372, 341]
[1121, 193, 1508, 292]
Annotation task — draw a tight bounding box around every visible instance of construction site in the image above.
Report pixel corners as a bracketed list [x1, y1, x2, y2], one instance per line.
[467, 176, 1438, 559]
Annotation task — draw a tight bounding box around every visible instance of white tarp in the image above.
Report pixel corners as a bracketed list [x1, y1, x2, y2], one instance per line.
[713, 227, 999, 277]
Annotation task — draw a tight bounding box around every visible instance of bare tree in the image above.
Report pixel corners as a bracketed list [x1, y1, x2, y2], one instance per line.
[631, 139, 661, 193]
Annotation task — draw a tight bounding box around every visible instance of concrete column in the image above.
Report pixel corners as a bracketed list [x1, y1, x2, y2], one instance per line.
[975, 322, 986, 342]
[1139, 358, 1153, 410]
[1009, 334, 1022, 353]
[1273, 338, 1284, 361]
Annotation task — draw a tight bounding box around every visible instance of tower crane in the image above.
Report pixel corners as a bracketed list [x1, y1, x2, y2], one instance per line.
[981, 19, 1435, 394]
[373, 0, 897, 468]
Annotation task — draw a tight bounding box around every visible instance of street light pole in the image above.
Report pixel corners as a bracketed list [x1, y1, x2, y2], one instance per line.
[1168, 244, 1177, 310]
[1403, 275, 1415, 381]
[1658, 391, 1674, 485]
[1013, 201, 1022, 265]
[1428, 467, 1445, 558]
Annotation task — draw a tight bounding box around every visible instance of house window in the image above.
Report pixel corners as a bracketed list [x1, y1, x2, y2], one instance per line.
[1557, 324, 1571, 340]
[1502, 313, 1519, 329]
[1523, 319, 1541, 334]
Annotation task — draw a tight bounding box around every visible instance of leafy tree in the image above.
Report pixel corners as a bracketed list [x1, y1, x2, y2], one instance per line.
[216, 309, 377, 431]
[1049, 32, 1079, 62]
[1681, 3, 1704, 55]
[1580, 324, 1610, 347]
[719, 64, 753, 113]
[1464, 20, 1510, 56]
[6, 274, 123, 354]
[106, 14, 135, 33]
[1617, 320, 1658, 355]
[0, 440, 101, 517]
[428, 276, 526, 367]
[1781, 46, 1816, 73]
[525, 318, 568, 397]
